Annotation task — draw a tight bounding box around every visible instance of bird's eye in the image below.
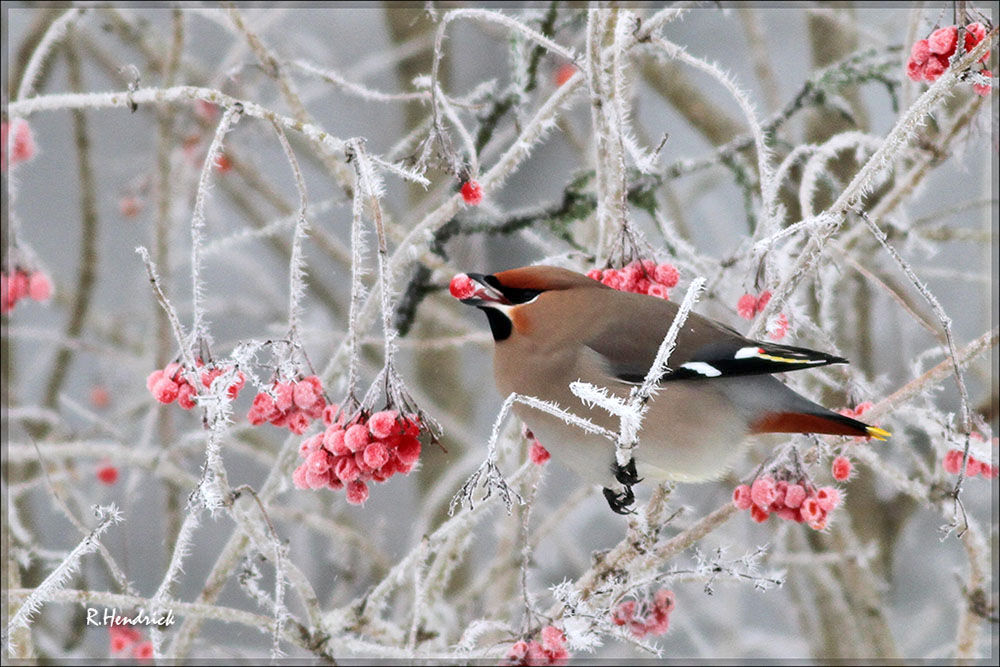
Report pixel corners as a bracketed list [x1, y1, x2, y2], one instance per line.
[484, 275, 542, 304]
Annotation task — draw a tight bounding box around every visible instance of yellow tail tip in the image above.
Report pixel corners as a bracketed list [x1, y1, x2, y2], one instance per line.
[866, 426, 891, 441]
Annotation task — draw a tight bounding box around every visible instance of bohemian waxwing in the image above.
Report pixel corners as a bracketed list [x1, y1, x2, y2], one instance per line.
[452, 265, 889, 513]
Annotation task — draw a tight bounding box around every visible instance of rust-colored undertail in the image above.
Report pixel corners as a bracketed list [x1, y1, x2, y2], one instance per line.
[751, 411, 890, 440]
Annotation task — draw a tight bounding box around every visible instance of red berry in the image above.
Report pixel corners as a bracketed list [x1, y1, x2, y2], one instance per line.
[943, 449, 964, 475]
[214, 153, 232, 172]
[555, 63, 577, 87]
[974, 70, 992, 96]
[737, 294, 757, 320]
[928, 26, 958, 55]
[97, 464, 119, 485]
[831, 456, 853, 481]
[460, 180, 483, 205]
[529, 441, 550, 464]
[732, 484, 753, 510]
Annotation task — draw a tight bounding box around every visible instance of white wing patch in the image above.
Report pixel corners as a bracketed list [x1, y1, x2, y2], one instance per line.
[679, 361, 722, 377]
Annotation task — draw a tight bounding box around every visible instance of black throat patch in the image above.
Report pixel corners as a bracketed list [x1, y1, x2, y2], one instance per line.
[480, 307, 513, 341]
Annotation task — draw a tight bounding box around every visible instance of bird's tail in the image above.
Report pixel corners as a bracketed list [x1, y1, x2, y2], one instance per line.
[750, 409, 890, 440]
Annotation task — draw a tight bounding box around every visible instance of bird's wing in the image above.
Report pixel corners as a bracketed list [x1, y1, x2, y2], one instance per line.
[582, 295, 846, 384]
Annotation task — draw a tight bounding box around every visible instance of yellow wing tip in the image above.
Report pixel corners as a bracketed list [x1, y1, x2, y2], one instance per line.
[866, 426, 891, 441]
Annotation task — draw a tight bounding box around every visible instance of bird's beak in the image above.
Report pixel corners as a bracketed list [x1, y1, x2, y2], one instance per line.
[450, 273, 512, 308]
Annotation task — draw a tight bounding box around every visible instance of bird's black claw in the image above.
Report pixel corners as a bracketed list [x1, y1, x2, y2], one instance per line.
[603, 486, 636, 514]
[613, 457, 643, 486]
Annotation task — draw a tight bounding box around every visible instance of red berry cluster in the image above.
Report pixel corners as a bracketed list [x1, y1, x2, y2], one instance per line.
[733, 476, 841, 531]
[504, 626, 569, 666]
[587, 259, 680, 299]
[461, 180, 483, 205]
[2, 268, 51, 314]
[612, 589, 675, 639]
[247, 376, 326, 435]
[943, 449, 997, 478]
[831, 455, 853, 481]
[736, 290, 771, 320]
[109, 622, 152, 661]
[907, 23, 991, 96]
[146, 361, 246, 410]
[292, 409, 423, 505]
[736, 291, 788, 340]
[2, 118, 36, 172]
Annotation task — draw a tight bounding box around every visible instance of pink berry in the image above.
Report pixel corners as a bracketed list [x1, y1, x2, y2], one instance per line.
[146, 369, 165, 393]
[832, 456, 853, 481]
[928, 26, 958, 55]
[152, 377, 180, 404]
[368, 410, 398, 439]
[324, 427, 350, 456]
[654, 263, 679, 288]
[965, 23, 989, 61]
[292, 464, 309, 489]
[305, 467, 329, 490]
[750, 504, 769, 523]
[612, 600, 636, 626]
[529, 441, 550, 465]
[110, 633, 130, 653]
[363, 441, 390, 469]
[906, 58, 924, 81]
[293, 379, 319, 410]
[586, 268, 603, 281]
[750, 476, 777, 509]
[974, 70, 992, 96]
[737, 293, 757, 320]
[286, 411, 311, 435]
[784, 484, 806, 509]
[756, 290, 771, 311]
[800, 496, 823, 523]
[133, 640, 154, 660]
[334, 456, 361, 483]
[732, 484, 753, 510]
[299, 433, 323, 457]
[555, 62, 576, 86]
[96, 464, 119, 485]
[923, 55, 948, 80]
[90, 385, 110, 409]
[460, 180, 483, 205]
[27, 271, 51, 302]
[965, 457, 981, 477]
[540, 625, 565, 652]
[345, 479, 369, 505]
[646, 283, 669, 299]
[307, 449, 332, 474]
[228, 371, 245, 399]
[767, 312, 789, 340]
[943, 449, 964, 475]
[815, 486, 840, 512]
[344, 423, 371, 452]
[396, 435, 422, 465]
[274, 382, 294, 411]
[2, 118, 36, 171]
[911, 38, 931, 63]
[177, 382, 197, 410]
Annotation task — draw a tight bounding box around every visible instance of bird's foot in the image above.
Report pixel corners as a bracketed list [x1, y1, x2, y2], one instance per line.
[613, 457, 643, 486]
[603, 485, 636, 514]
